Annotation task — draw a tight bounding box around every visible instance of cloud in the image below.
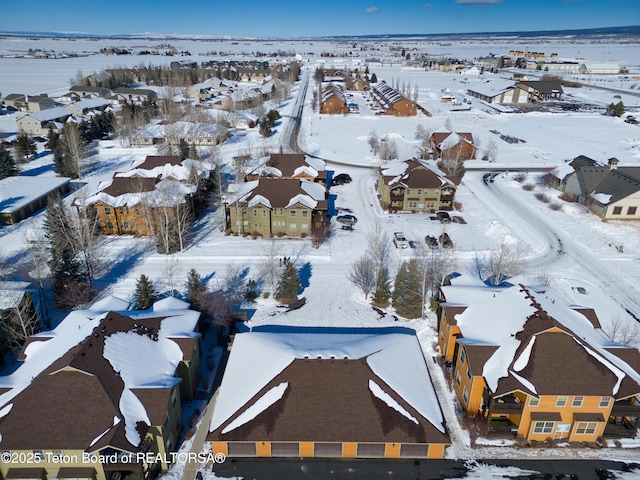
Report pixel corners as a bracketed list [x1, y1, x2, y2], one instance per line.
[364, 6, 380, 14]
[456, 0, 503, 5]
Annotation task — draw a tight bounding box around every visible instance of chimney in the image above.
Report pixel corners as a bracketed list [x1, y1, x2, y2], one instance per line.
[608, 158, 619, 170]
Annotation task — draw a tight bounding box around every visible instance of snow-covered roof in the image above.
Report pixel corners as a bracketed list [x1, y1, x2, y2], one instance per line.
[0, 176, 71, 215]
[133, 120, 227, 140]
[18, 106, 72, 122]
[0, 298, 200, 450]
[466, 80, 515, 98]
[210, 327, 446, 435]
[441, 282, 640, 398]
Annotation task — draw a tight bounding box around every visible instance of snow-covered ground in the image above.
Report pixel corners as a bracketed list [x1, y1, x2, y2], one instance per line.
[1, 34, 640, 477]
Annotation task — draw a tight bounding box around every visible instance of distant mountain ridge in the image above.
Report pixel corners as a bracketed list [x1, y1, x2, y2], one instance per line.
[0, 25, 639, 41]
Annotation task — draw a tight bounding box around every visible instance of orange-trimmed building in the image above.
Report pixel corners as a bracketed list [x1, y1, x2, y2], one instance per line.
[437, 277, 640, 442]
[208, 327, 450, 458]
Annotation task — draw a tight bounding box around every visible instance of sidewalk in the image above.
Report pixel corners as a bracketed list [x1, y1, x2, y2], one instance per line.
[180, 388, 220, 480]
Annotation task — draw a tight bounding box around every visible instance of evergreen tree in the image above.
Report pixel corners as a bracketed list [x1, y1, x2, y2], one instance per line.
[275, 262, 301, 301]
[392, 260, 423, 319]
[370, 72, 378, 83]
[0, 144, 19, 179]
[178, 139, 190, 159]
[185, 268, 207, 310]
[372, 267, 391, 306]
[134, 274, 158, 310]
[45, 196, 91, 308]
[14, 131, 37, 161]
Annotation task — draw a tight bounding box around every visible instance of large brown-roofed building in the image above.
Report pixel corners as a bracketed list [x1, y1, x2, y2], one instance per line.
[0, 298, 201, 480]
[437, 278, 640, 442]
[208, 327, 450, 458]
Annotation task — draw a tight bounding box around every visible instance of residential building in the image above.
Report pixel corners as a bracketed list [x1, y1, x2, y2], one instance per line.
[2, 94, 27, 111]
[320, 83, 349, 114]
[131, 120, 228, 147]
[0, 176, 72, 225]
[550, 156, 640, 220]
[579, 63, 621, 75]
[208, 326, 450, 458]
[15, 107, 73, 136]
[246, 153, 333, 185]
[224, 178, 333, 236]
[515, 81, 563, 102]
[377, 158, 457, 213]
[0, 297, 201, 480]
[64, 98, 112, 116]
[430, 132, 477, 161]
[437, 276, 640, 442]
[26, 94, 56, 112]
[466, 81, 519, 104]
[69, 85, 113, 99]
[369, 81, 429, 116]
[112, 87, 157, 105]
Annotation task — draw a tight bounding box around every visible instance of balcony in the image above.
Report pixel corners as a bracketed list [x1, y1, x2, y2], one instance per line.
[610, 400, 640, 417]
[487, 417, 519, 438]
[489, 394, 524, 415]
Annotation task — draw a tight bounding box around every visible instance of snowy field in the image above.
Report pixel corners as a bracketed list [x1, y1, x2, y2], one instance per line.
[1, 34, 640, 478]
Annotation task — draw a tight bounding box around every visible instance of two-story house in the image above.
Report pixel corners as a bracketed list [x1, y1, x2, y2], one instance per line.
[377, 158, 457, 213]
[437, 277, 640, 442]
[0, 297, 201, 480]
[430, 132, 477, 161]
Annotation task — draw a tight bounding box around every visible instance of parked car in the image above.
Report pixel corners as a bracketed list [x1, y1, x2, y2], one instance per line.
[336, 214, 357, 226]
[332, 173, 352, 186]
[439, 232, 453, 249]
[436, 211, 451, 223]
[393, 232, 409, 249]
[425, 235, 439, 249]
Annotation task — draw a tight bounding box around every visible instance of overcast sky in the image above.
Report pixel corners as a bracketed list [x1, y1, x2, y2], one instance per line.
[2, 0, 639, 38]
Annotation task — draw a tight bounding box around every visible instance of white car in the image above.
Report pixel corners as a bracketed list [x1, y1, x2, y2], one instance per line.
[393, 232, 409, 249]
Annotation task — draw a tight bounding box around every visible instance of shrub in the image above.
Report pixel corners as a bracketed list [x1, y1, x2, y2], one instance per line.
[534, 192, 550, 203]
[559, 192, 577, 202]
[522, 183, 535, 191]
[513, 173, 527, 183]
[549, 203, 562, 211]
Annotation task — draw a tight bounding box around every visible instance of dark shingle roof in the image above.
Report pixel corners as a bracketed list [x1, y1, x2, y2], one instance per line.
[209, 358, 450, 445]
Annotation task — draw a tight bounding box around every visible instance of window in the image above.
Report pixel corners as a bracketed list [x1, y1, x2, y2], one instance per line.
[417, 189, 422, 195]
[459, 348, 466, 364]
[572, 396, 584, 408]
[32, 450, 45, 462]
[628, 206, 637, 216]
[466, 365, 472, 380]
[301, 210, 308, 217]
[262, 210, 267, 217]
[556, 396, 568, 407]
[455, 371, 461, 386]
[135, 208, 141, 215]
[533, 421, 554, 434]
[254, 223, 258, 228]
[462, 386, 469, 403]
[290, 224, 297, 232]
[599, 396, 610, 408]
[290, 210, 297, 217]
[253, 209, 257, 217]
[104, 207, 112, 215]
[406, 189, 411, 195]
[302, 223, 308, 231]
[529, 397, 540, 407]
[575, 422, 597, 435]
[408, 200, 418, 209]
[106, 222, 114, 229]
[612, 206, 622, 215]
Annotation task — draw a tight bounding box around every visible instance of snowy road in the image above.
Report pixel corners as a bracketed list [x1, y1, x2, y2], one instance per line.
[463, 170, 640, 321]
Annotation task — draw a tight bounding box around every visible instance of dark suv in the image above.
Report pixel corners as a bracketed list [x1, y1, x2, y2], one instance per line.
[332, 173, 352, 186]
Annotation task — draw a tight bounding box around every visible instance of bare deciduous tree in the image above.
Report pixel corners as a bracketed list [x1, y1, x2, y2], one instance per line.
[368, 130, 380, 156]
[162, 255, 182, 296]
[258, 240, 283, 297]
[0, 290, 40, 350]
[471, 243, 525, 286]
[348, 255, 376, 299]
[603, 315, 640, 347]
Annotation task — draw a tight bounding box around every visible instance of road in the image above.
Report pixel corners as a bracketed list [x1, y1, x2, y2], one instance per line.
[464, 170, 640, 321]
[211, 457, 639, 480]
